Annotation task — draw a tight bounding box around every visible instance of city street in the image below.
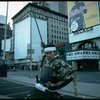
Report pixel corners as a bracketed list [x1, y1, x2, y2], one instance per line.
[76, 71, 100, 84]
[0, 70, 100, 99]
[0, 75, 79, 99]
[0, 78, 33, 99]
[7, 70, 100, 84]
[0, 1, 100, 99]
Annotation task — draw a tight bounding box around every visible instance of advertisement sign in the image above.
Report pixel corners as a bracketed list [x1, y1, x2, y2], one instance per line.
[14, 17, 47, 62]
[67, 1, 100, 33]
[2, 38, 11, 51]
[66, 50, 100, 60]
[0, 15, 6, 24]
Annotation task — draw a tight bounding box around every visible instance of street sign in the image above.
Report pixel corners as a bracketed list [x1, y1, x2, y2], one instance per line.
[27, 49, 34, 54]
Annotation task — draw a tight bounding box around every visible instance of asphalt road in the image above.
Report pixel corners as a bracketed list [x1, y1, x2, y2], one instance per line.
[1, 70, 100, 99]
[0, 79, 33, 99]
[0, 78, 80, 99]
[76, 71, 100, 84]
[8, 70, 100, 84]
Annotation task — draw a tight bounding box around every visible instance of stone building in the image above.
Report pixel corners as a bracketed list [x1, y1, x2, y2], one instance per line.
[11, 3, 68, 69]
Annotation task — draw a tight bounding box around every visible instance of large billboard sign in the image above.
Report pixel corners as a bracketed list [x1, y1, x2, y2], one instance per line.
[14, 17, 30, 60]
[66, 50, 100, 60]
[67, 1, 100, 33]
[2, 38, 11, 51]
[0, 15, 6, 24]
[14, 17, 47, 62]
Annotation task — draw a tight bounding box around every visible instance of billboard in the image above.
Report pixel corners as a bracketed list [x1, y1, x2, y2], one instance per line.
[31, 18, 47, 61]
[67, 1, 100, 33]
[14, 17, 30, 60]
[14, 17, 47, 61]
[2, 38, 11, 51]
[66, 50, 100, 60]
[0, 15, 6, 24]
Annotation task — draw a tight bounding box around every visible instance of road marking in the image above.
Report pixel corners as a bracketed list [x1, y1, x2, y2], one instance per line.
[0, 86, 29, 91]
[5, 91, 30, 96]
[96, 80, 100, 82]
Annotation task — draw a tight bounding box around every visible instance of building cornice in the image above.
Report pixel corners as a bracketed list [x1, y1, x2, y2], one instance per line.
[12, 3, 68, 24]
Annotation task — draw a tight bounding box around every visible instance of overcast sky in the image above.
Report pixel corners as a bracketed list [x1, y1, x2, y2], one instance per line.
[0, 1, 30, 29]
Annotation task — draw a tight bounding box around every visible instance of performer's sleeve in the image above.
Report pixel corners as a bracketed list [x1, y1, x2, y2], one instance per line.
[55, 60, 76, 89]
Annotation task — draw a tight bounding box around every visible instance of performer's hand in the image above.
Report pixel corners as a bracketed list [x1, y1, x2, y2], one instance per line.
[45, 82, 51, 87]
[45, 82, 58, 90]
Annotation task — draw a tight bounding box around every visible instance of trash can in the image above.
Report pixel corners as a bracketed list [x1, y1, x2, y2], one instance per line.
[0, 64, 7, 77]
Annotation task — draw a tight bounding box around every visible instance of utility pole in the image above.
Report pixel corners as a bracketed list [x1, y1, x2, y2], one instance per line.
[33, 13, 45, 57]
[29, 12, 33, 77]
[3, 1, 9, 64]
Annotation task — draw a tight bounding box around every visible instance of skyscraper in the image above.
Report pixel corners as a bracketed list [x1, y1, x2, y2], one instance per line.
[32, 1, 68, 15]
[47, 1, 68, 15]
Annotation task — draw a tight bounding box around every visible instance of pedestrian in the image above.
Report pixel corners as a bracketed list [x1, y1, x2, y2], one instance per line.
[25, 43, 76, 99]
[0, 59, 8, 77]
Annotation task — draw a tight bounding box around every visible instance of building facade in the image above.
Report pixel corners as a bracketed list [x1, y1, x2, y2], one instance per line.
[48, 1, 68, 16]
[0, 15, 13, 68]
[67, 1, 100, 71]
[11, 3, 68, 69]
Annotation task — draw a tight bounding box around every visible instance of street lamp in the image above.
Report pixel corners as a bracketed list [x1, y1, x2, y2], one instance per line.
[3, 1, 9, 64]
[29, 12, 33, 77]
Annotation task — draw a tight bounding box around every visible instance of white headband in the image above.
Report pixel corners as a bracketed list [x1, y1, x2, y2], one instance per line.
[44, 47, 56, 52]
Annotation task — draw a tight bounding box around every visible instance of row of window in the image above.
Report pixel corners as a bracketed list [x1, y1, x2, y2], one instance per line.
[51, 20, 67, 26]
[0, 24, 11, 30]
[51, 40, 65, 45]
[31, 7, 68, 45]
[51, 35, 67, 40]
[51, 24, 67, 31]
[51, 30, 67, 35]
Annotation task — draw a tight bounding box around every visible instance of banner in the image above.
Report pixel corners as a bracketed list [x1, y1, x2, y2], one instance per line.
[68, 1, 100, 33]
[66, 50, 100, 60]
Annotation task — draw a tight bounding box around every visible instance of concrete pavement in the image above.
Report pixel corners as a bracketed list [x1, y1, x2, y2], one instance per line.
[0, 71, 100, 99]
[0, 95, 13, 99]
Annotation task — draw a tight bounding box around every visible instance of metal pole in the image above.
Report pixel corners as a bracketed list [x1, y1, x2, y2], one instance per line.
[73, 75, 78, 96]
[33, 14, 43, 42]
[30, 13, 33, 77]
[3, 1, 9, 64]
[32, 12, 45, 56]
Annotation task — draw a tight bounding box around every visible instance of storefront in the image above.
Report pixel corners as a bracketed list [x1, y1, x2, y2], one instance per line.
[66, 50, 100, 71]
[67, 1, 100, 71]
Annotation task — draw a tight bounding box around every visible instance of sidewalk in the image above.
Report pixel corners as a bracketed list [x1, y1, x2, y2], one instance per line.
[0, 95, 13, 99]
[1, 72, 100, 99]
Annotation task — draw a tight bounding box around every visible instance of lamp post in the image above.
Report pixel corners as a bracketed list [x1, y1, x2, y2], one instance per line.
[3, 1, 9, 64]
[29, 12, 33, 77]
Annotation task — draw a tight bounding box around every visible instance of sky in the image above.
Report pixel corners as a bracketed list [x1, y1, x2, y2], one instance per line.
[0, 1, 30, 29]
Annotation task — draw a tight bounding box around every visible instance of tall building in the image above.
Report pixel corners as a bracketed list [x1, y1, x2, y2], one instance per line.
[32, 1, 68, 15]
[12, 2, 68, 46]
[48, 1, 68, 15]
[32, 1, 50, 8]
[0, 15, 13, 67]
[0, 15, 12, 52]
[11, 2, 68, 69]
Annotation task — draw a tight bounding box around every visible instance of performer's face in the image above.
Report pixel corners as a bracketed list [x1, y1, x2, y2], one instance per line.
[45, 51, 55, 61]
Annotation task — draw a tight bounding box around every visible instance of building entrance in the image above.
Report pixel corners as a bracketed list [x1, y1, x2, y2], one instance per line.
[76, 40, 99, 71]
[77, 60, 98, 71]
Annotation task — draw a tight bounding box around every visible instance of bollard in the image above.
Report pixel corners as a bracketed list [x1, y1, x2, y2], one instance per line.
[73, 75, 78, 96]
